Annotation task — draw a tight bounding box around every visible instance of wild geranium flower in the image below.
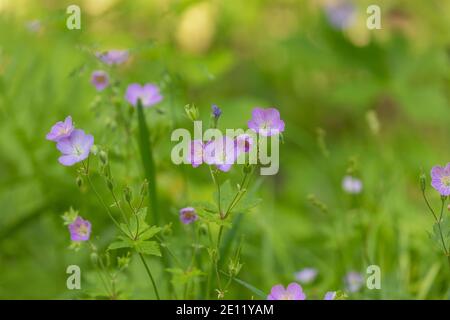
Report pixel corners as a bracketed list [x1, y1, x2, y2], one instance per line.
[187, 140, 203, 168]
[46, 116, 74, 142]
[324, 1, 356, 30]
[203, 136, 237, 172]
[96, 49, 129, 65]
[344, 271, 364, 293]
[125, 83, 163, 107]
[431, 163, 450, 196]
[179, 207, 198, 224]
[267, 283, 306, 300]
[323, 291, 336, 300]
[91, 70, 109, 91]
[248, 107, 285, 136]
[235, 134, 253, 154]
[342, 175, 362, 194]
[56, 129, 94, 166]
[68, 216, 92, 242]
[294, 268, 318, 284]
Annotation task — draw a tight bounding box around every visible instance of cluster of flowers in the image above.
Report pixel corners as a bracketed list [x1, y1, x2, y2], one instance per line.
[46, 116, 94, 166]
[187, 107, 285, 172]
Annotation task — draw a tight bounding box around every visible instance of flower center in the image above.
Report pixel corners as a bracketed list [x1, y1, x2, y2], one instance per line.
[96, 75, 106, 83]
[280, 293, 294, 300]
[77, 224, 88, 236]
[441, 176, 450, 186]
[74, 144, 84, 156]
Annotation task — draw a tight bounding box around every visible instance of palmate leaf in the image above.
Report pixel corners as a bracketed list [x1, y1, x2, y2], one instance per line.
[135, 240, 161, 256]
[108, 236, 134, 251]
[214, 180, 235, 212]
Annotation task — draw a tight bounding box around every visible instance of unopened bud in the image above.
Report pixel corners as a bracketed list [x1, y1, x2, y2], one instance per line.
[99, 150, 108, 165]
[107, 178, 114, 191]
[140, 179, 149, 197]
[90, 252, 98, 266]
[184, 104, 199, 121]
[123, 186, 133, 203]
[420, 173, 426, 192]
[76, 176, 83, 188]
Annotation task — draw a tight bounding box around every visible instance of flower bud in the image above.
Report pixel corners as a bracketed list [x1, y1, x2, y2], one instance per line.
[140, 179, 149, 197]
[90, 252, 98, 266]
[76, 176, 83, 188]
[107, 178, 114, 191]
[123, 186, 133, 203]
[420, 173, 426, 192]
[184, 104, 199, 121]
[99, 150, 108, 165]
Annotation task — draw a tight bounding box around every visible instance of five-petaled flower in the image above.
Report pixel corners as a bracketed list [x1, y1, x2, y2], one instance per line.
[179, 207, 198, 224]
[203, 136, 238, 172]
[68, 216, 92, 242]
[125, 83, 163, 107]
[96, 49, 129, 65]
[91, 70, 109, 91]
[248, 107, 285, 136]
[56, 129, 94, 166]
[46, 116, 74, 142]
[431, 163, 450, 196]
[267, 282, 306, 300]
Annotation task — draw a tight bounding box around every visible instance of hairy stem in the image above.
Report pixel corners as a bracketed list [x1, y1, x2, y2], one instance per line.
[138, 253, 160, 300]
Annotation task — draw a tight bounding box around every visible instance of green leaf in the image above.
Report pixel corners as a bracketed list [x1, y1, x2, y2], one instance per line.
[139, 226, 161, 241]
[135, 240, 161, 256]
[108, 237, 134, 251]
[232, 195, 261, 214]
[227, 275, 266, 299]
[137, 101, 159, 224]
[215, 180, 235, 212]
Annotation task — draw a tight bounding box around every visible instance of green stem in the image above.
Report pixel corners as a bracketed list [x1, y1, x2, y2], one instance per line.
[138, 253, 160, 300]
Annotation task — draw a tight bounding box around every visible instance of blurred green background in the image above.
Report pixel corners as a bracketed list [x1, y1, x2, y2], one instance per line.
[0, 0, 449, 299]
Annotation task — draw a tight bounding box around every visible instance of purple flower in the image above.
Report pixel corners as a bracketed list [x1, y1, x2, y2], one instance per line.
[342, 176, 362, 194]
[324, 1, 356, 30]
[68, 216, 92, 242]
[323, 291, 336, 300]
[248, 107, 285, 136]
[344, 271, 364, 293]
[125, 83, 163, 107]
[56, 129, 94, 166]
[431, 163, 450, 196]
[187, 140, 204, 168]
[203, 136, 237, 172]
[179, 207, 198, 224]
[235, 134, 254, 154]
[91, 70, 109, 91]
[212, 104, 222, 119]
[267, 283, 306, 300]
[96, 50, 129, 65]
[294, 268, 318, 284]
[46, 116, 74, 142]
